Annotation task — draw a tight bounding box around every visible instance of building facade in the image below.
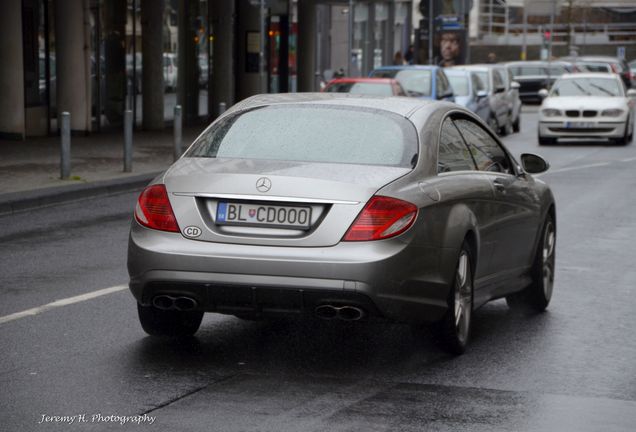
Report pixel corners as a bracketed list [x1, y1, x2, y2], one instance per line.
[0, 0, 413, 139]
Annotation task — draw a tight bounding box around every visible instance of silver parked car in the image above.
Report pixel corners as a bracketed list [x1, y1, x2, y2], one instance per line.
[128, 94, 556, 354]
[444, 69, 491, 126]
[450, 65, 512, 135]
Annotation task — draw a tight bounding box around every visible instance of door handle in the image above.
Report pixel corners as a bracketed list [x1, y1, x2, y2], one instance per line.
[492, 178, 506, 192]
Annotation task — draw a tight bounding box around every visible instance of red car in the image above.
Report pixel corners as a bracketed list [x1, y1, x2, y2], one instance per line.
[322, 78, 407, 96]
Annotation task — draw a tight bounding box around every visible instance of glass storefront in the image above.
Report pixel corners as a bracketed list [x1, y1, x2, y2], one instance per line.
[88, 0, 211, 130]
[22, 0, 55, 136]
[320, 1, 411, 81]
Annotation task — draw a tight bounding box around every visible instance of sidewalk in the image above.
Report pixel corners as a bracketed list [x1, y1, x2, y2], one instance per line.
[0, 126, 205, 215]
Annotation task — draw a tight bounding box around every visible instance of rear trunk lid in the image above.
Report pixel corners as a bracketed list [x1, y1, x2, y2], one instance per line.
[164, 158, 412, 247]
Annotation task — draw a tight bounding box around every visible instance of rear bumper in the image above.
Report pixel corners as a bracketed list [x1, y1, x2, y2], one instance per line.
[127, 221, 458, 324]
[538, 121, 626, 139]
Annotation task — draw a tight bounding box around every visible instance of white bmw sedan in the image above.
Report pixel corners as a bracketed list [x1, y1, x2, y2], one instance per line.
[538, 73, 636, 145]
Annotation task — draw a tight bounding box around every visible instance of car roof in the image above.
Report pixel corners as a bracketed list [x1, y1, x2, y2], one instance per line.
[577, 56, 622, 62]
[443, 69, 472, 76]
[326, 78, 397, 84]
[450, 65, 490, 73]
[558, 72, 620, 80]
[505, 60, 571, 66]
[227, 93, 436, 118]
[372, 65, 439, 71]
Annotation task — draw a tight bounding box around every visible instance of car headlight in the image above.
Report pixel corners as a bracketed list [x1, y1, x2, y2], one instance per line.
[601, 109, 624, 117]
[541, 108, 562, 117]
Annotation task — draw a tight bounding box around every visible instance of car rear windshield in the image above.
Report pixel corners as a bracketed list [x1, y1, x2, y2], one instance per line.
[510, 66, 545, 77]
[446, 75, 469, 96]
[324, 82, 393, 96]
[576, 62, 611, 73]
[551, 77, 622, 97]
[185, 105, 418, 167]
[370, 69, 431, 97]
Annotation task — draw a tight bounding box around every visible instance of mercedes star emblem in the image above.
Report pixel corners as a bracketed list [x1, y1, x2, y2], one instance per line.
[256, 177, 272, 193]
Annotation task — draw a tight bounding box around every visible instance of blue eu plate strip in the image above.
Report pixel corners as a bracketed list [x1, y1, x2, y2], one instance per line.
[217, 202, 227, 222]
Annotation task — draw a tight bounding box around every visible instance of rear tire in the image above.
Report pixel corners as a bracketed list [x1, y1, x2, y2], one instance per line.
[506, 214, 556, 313]
[612, 120, 630, 145]
[538, 136, 556, 146]
[500, 116, 513, 136]
[137, 303, 204, 336]
[487, 115, 499, 134]
[431, 242, 474, 355]
[513, 115, 521, 133]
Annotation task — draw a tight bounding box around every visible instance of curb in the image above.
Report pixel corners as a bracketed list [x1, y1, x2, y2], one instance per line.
[0, 172, 161, 216]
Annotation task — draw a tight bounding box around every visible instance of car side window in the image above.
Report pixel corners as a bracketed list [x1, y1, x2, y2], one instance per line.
[438, 117, 477, 173]
[497, 68, 509, 88]
[493, 70, 504, 90]
[454, 119, 512, 174]
[472, 73, 485, 93]
[437, 71, 450, 97]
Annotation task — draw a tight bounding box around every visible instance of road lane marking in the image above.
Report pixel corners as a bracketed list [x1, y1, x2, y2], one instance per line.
[620, 157, 636, 163]
[0, 285, 127, 325]
[548, 162, 611, 174]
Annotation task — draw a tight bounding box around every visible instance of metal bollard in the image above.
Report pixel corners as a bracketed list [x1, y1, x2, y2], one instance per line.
[60, 112, 71, 180]
[173, 105, 182, 161]
[124, 110, 133, 172]
[218, 102, 226, 117]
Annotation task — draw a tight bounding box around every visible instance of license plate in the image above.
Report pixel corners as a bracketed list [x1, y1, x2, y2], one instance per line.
[216, 202, 311, 229]
[565, 121, 596, 128]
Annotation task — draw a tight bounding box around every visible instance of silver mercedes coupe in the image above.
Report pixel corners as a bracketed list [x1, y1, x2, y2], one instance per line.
[128, 93, 556, 354]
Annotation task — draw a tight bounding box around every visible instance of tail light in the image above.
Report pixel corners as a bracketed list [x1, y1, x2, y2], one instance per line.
[135, 184, 180, 232]
[343, 196, 417, 241]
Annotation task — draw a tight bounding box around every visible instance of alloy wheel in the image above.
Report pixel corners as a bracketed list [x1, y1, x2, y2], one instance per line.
[454, 251, 472, 344]
[542, 221, 556, 301]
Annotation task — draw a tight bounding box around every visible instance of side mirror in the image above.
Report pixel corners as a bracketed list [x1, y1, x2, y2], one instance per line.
[538, 89, 549, 99]
[520, 153, 550, 174]
[627, 89, 636, 98]
[477, 90, 488, 99]
[510, 81, 520, 90]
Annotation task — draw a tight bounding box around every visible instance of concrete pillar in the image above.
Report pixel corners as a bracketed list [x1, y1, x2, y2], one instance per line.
[236, 0, 265, 100]
[178, 0, 200, 123]
[55, 0, 91, 132]
[210, 0, 236, 115]
[0, 0, 25, 139]
[102, 0, 126, 126]
[141, 0, 164, 130]
[297, 0, 317, 92]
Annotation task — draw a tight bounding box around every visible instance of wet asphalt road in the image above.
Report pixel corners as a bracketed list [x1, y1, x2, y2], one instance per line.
[1, 108, 636, 431]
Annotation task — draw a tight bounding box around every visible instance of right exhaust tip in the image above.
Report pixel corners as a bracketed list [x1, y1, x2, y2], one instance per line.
[314, 305, 366, 321]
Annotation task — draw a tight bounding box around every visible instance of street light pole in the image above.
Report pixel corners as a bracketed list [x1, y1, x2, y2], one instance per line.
[259, 0, 267, 93]
[428, 0, 433, 64]
[548, 0, 556, 60]
[347, 0, 353, 76]
[521, 2, 528, 60]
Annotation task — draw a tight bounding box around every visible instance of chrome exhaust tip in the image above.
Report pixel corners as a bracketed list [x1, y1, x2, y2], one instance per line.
[315, 305, 338, 320]
[174, 296, 198, 311]
[315, 305, 366, 321]
[152, 295, 175, 310]
[338, 306, 365, 321]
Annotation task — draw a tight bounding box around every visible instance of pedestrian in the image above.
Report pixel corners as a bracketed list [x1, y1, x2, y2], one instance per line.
[404, 45, 415, 65]
[487, 52, 497, 63]
[393, 51, 405, 65]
